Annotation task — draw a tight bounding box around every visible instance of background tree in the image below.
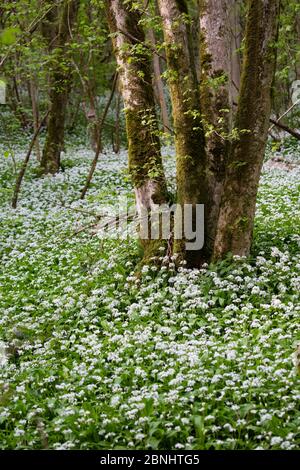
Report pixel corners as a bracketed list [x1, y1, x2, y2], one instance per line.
[40, 0, 80, 174]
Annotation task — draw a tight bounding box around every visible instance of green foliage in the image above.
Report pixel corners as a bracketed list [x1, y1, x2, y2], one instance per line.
[0, 27, 20, 45]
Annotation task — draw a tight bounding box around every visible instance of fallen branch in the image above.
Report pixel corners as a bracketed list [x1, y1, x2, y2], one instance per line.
[11, 110, 49, 209]
[269, 99, 300, 132]
[269, 118, 300, 141]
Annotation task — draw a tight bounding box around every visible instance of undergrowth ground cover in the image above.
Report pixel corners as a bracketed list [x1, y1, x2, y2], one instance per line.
[0, 141, 299, 449]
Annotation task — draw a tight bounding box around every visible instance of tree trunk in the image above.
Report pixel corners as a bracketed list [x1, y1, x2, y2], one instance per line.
[229, 0, 242, 103]
[105, 0, 168, 260]
[199, 0, 233, 255]
[29, 78, 41, 161]
[213, 0, 280, 259]
[80, 72, 118, 199]
[82, 90, 99, 152]
[147, 28, 171, 135]
[113, 82, 121, 154]
[12, 75, 29, 129]
[40, 0, 79, 174]
[158, 0, 208, 267]
[73, 57, 100, 152]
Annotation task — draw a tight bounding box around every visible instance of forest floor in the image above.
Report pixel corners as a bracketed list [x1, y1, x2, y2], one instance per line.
[0, 140, 299, 450]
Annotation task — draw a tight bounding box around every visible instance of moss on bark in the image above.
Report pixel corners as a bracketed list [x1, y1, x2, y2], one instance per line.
[106, 0, 169, 266]
[213, 0, 280, 260]
[159, 0, 208, 267]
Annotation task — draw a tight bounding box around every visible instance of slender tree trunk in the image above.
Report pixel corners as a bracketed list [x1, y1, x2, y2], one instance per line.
[82, 91, 99, 152]
[105, 0, 168, 260]
[147, 28, 171, 134]
[113, 82, 121, 154]
[73, 58, 100, 151]
[158, 0, 208, 267]
[296, 14, 300, 80]
[230, 0, 242, 103]
[80, 72, 118, 199]
[40, 0, 79, 174]
[199, 0, 232, 255]
[12, 111, 50, 209]
[83, 90, 98, 150]
[12, 75, 28, 129]
[213, 0, 280, 259]
[29, 78, 41, 161]
[67, 92, 81, 131]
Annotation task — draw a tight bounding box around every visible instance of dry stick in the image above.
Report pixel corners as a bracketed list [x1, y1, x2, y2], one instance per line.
[11, 110, 49, 209]
[80, 72, 118, 200]
[269, 118, 300, 141]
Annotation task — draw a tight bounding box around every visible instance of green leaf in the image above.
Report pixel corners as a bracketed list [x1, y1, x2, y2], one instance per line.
[0, 27, 20, 45]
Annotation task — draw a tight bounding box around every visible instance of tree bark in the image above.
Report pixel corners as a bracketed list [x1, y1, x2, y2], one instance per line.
[158, 0, 208, 267]
[147, 28, 171, 135]
[12, 111, 50, 209]
[213, 0, 280, 259]
[80, 72, 118, 199]
[40, 0, 79, 174]
[113, 81, 121, 154]
[199, 0, 233, 255]
[105, 0, 168, 260]
[29, 78, 41, 161]
[12, 75, 29, 129]
[229, 0, 242, 103]
[73, 58, 100, 152]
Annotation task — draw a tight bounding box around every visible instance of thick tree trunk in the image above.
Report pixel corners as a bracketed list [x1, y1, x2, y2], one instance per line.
[213, 0, 280, 259]
[199, 0, 232, 255]
[40, 0, 79, 174]
[158, 0, 208, 267]
[105, 0, 168, 260]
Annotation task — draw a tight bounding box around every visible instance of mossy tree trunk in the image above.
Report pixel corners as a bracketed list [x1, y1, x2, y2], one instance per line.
[199, 0, 233, 255]
[213, 0, 280, 259]
[158, 0, 208, 267]
[40, 0, 79, 174]
[105, 0, 168, 259]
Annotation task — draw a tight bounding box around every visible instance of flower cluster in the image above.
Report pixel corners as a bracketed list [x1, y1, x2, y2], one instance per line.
[0, 142, 299, 449]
